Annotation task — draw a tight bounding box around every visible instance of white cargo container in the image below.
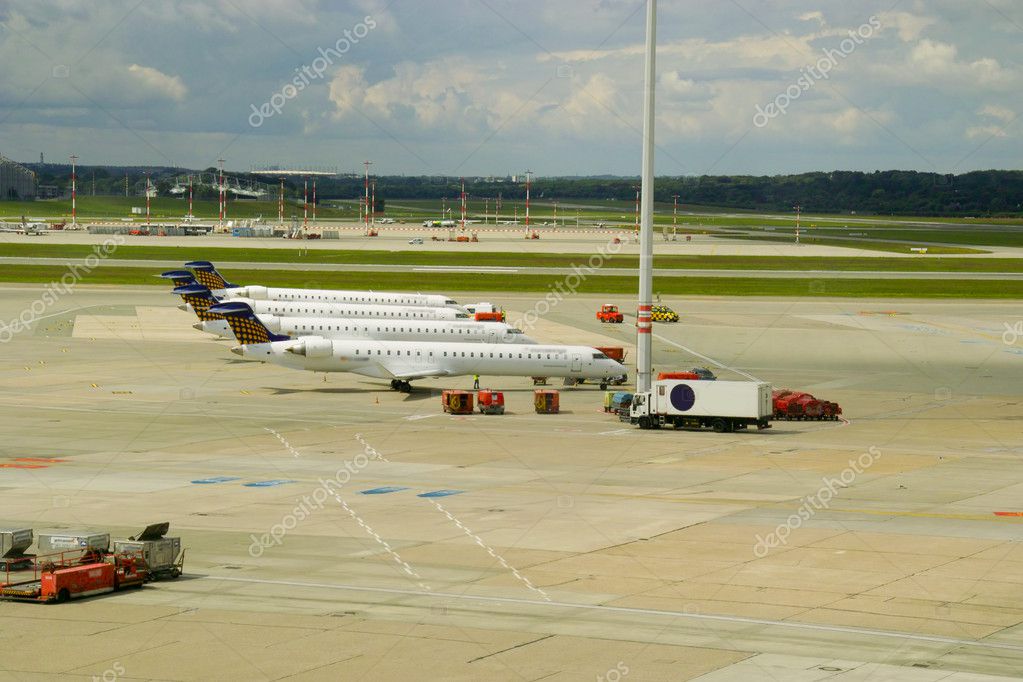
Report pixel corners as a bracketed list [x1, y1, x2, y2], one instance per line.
[0, 528, 33, 558]
[113, 523, 183, 580]
[113, 538, 181, 579]
[628, 379, 772, 432]
[37, 531, 110, 555]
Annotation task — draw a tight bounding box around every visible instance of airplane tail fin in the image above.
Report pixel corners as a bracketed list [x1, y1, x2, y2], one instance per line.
[173, 284, 223, 321]
[185, 260, 237, 290]
[207, 302, 289, 344]
[159, 270, 196, 287]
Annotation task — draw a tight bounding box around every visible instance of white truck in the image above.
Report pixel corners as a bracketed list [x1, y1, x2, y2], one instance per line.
[627, 379, 773, 432]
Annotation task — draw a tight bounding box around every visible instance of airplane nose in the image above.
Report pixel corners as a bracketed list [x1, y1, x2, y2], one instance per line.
[230, 346, 244, 356]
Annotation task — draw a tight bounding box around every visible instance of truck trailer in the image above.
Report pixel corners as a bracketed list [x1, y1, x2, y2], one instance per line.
[627, 379, 772, 432]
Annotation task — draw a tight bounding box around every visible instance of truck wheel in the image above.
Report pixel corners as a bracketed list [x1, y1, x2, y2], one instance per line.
[599, 382, 607, 390]
[638, 416, 651, 430]
[712, 418, 727, 433]
[56, 588, 70, 603]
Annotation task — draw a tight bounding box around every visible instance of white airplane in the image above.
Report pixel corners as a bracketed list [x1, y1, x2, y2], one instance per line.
[173, 288, 533, 344]
[185, 261, 464, 309]
[164, 278, 473, 322]
[210, 302, 627, 392]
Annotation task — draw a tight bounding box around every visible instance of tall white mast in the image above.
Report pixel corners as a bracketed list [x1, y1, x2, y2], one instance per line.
[636, 0, 657, 393]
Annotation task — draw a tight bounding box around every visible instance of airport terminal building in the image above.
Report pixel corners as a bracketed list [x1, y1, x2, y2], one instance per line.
[0, 153, 36, 200]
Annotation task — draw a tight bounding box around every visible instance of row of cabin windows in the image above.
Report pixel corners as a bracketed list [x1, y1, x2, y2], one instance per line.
[293, 324, 475, 334]
[273, 306, 428, 319]
[283, 293, 429, 305]
[352, 350, 560, 360]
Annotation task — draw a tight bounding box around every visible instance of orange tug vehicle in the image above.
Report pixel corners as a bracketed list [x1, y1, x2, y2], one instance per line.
[596, 304, 624, 323]
[477, 390, 505, 415]
[442, 389, 474, 414]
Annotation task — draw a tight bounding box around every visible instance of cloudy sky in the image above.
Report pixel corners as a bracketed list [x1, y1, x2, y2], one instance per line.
[0, 0, 1019, 176]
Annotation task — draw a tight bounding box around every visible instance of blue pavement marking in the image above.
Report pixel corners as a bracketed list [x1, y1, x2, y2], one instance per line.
[243, 479, 296, 487]
[192, 476, 241, 485]
[359, 486, 409, 495]
[417, 490, 465, 498]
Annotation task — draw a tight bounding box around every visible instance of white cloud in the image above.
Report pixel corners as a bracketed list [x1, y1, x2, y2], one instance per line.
[979, 105, 1015, 123]
[966, 125, 1008, 140]
[877, 11, 936, 42]
[127, 64, 188, 101]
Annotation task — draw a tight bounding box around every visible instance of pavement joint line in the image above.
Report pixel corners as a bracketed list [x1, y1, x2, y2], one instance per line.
[199, 574, 1023, 653]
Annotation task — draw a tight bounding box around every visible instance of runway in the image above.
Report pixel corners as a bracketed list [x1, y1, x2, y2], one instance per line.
[3, 256, 1021, 280]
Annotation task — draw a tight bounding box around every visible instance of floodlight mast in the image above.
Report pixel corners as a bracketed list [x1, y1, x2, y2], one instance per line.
[636, 0, 657, 394]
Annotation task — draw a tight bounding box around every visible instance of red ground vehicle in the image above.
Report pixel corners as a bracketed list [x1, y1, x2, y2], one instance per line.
[597, 304, 624, 323]
[657, 372, 700, 381]
[534, 389, 559, 414]
[442, 390, 474, 414]
[772, 390, 842, 421]
[1, 554, 146, 603]
[477, 390, 505, 415]
[475, 311, 506, 323]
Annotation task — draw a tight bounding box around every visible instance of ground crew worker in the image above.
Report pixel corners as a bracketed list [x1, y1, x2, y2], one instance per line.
[473, 374, 480, 389]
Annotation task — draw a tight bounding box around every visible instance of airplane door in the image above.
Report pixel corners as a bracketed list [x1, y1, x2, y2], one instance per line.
[571, 353, 582, 372]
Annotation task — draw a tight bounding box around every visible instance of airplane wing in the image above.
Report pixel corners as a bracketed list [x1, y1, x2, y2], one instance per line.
[376, 362, 451, 381]
[388, 368, 451, 381]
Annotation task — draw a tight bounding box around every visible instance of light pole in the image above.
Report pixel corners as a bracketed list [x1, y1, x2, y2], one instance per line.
[794, 204, 802, 245]
[672, 193, 679, 241]
[69, 154, 78, 227]
[636, 0, 657, 395]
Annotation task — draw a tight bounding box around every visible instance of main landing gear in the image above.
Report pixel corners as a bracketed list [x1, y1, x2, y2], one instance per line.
[389, 379, 412, 393]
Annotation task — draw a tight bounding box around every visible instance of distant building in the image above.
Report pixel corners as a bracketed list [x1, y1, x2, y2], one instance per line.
[37, 184, 60, 199]
[0, 154, 36, 200]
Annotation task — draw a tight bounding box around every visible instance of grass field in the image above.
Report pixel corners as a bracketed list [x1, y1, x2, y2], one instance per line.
[1, 243, 1019, 273]
[2, 265, 1019, 299]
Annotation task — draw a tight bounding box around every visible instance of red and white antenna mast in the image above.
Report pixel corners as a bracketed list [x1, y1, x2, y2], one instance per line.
[303, 178, 308, 230]
[524, 170, 532, 229]
[188, 175, 194, 218]
[145, 172, 151, 229]
[793, 204, 802, 245]
[69, 154, 78, 227]
[217, 158, 225, 229]
[672, 193, 679, 240]
[278, 178, 284, 225]
[312, 179, 317, 223]
[460, 177, 466, 230]
[363, 160, 372, 230]
[371, 180, 376, 225]
[634, 185, 640, 235]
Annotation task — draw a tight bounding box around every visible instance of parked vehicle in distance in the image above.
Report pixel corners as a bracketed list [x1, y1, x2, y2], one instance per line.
[650, 305, 679, 323]
[597, 304, 624, 323]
